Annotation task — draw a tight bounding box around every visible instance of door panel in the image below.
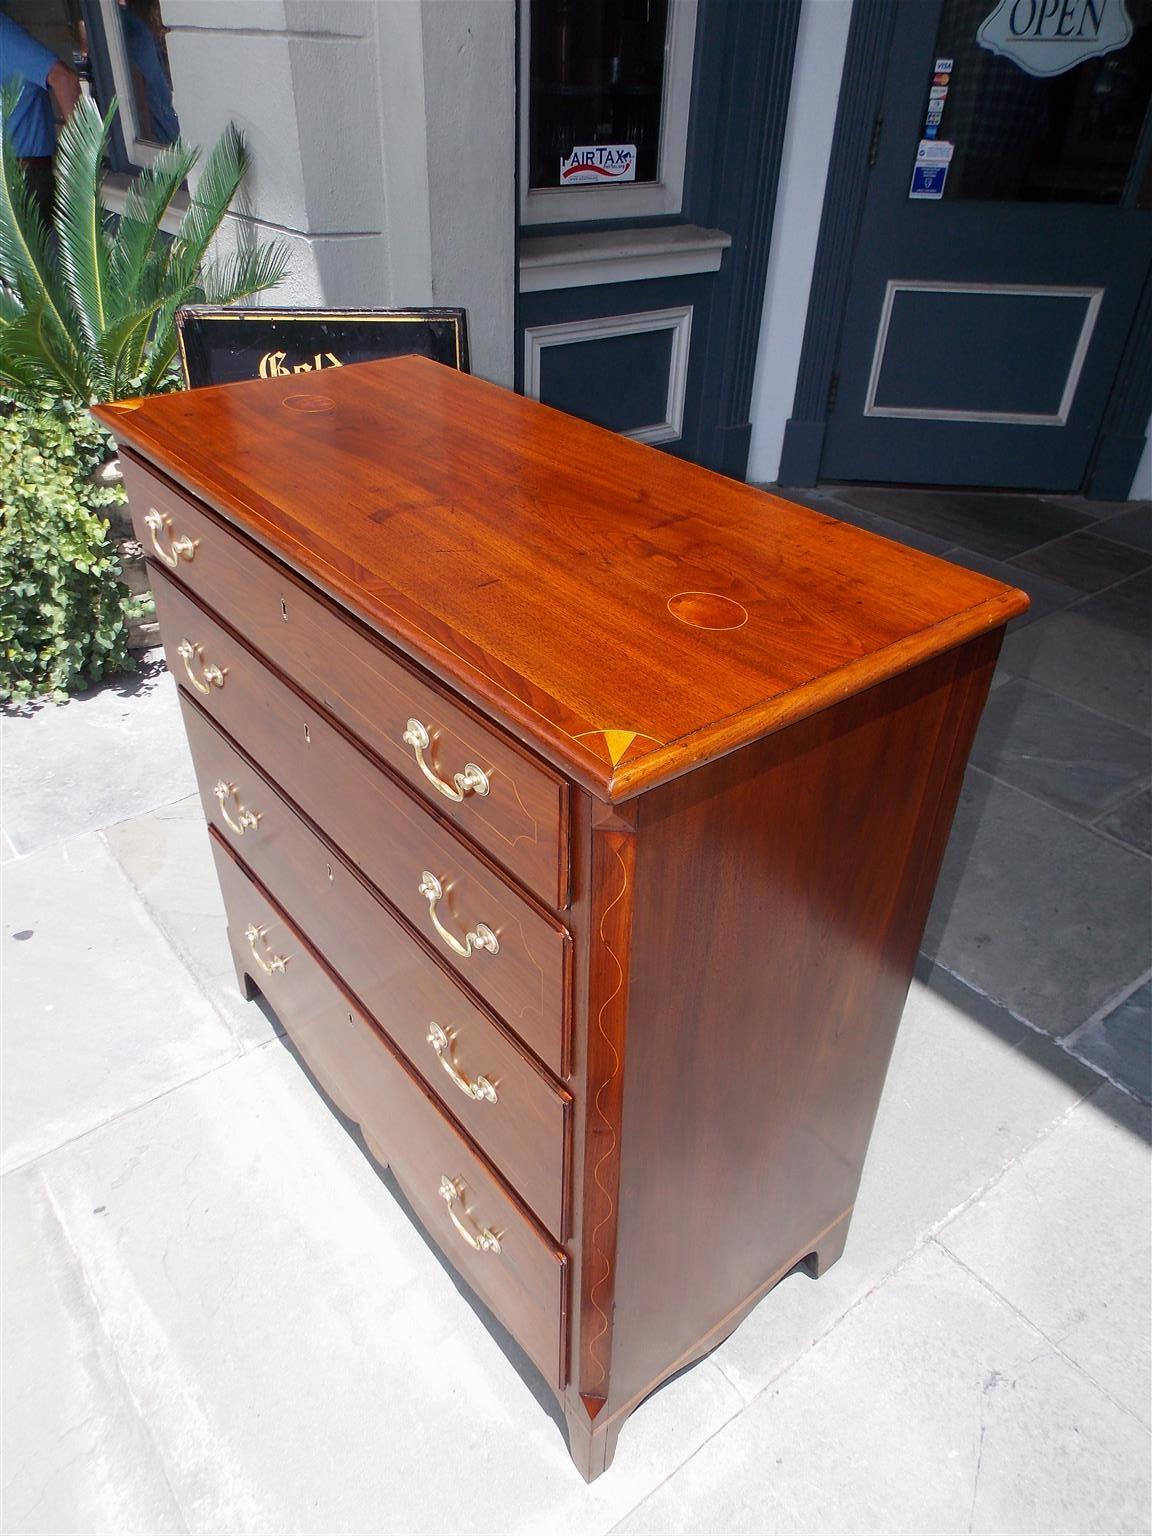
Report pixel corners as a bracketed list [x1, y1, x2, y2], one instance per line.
[867, 283, 1099, 419]
[820, 0, 1152, 490]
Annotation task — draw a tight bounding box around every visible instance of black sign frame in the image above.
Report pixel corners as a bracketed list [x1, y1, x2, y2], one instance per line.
[174, 306, 470, 389]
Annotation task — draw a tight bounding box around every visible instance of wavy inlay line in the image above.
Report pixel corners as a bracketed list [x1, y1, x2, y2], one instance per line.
[586, 840, 628, 1389]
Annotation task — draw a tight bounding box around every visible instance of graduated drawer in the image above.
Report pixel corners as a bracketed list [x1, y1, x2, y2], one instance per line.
[211, 834, 568, 1391]
[122, 452, 568, 909]
[184, 695, 570, 1237]
[152, 563, 571, 1076]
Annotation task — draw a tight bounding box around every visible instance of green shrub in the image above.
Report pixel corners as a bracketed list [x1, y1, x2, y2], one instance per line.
[0, 399, 135, 701]
[0, 91, 288, 701]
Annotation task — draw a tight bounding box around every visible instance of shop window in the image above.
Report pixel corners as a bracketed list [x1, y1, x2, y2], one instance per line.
[520, 0, 698, 225]
[929, 0, 1152, 203]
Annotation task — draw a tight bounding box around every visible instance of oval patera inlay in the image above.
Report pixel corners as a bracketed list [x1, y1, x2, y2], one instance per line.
[282, 393, 336, 413]
[667, 590, 749, 631]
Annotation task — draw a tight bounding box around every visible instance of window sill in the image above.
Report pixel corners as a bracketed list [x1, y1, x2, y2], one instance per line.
[102, 172, 189, 235]
[519, 224, 731, 293]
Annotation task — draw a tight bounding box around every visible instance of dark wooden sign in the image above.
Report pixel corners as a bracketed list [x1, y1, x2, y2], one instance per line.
[175, 306, 469, 390]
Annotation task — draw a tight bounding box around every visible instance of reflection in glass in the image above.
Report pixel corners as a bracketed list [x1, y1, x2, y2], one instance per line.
[528, 0, 670, 190]
[929, 0, 1151, 202]
[117, 0, 179, 145]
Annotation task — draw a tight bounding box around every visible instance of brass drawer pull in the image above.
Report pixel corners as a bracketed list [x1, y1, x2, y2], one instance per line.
[244, 923, 287, 975]
[438, 1175, 501, 1254]
[427, 1022, 498, 1104]
[402, 718, 490, 802]
[418, 871, 499, 958]
[213, 781, 261, 836]
[144, 507, 197, 568]
[177, 638, 226, 696]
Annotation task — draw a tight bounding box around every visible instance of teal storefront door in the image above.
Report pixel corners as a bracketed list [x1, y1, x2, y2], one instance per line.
[817, 0, 1152, 493]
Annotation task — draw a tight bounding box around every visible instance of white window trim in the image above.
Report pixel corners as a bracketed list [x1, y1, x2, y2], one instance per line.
[96, 0, 165, 167]
[523, 305, 694, 444]
[519, 0, 699, 227]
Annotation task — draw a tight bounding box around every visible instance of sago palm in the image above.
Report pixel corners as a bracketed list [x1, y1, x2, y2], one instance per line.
[0, 88, 289, 404]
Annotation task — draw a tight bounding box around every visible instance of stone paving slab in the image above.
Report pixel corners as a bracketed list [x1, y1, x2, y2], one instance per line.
[0, 659, 195, 858]
[1000, 570, 1151, 733]
[969, 677, 1151, 823]
[939, 1083, 1151, 1425]
[1, 1166, 187, 1536]
[615, 1241, 1151, 1536]
[1096, 503, 1152, 553]
[1011, 527, 1151, 595]
[21, 1043, 744, 1536]
[923, 768, 1152, 1036]
[101, 795, 281, 1052]
[1096, 785, 1152, 857]
[827, 487, 1095, 561]
[1, 833, 238, 1176]
[1068, 979, 1152, 1102]
[714, 964, 1101, 1401]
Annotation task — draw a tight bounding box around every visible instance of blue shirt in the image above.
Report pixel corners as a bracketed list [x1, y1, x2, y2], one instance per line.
[0, 14, 58, 157]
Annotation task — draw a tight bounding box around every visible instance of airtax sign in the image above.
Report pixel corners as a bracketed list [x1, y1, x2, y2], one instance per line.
[560, 144, 637, 184]
[977, 0, 1133, 76]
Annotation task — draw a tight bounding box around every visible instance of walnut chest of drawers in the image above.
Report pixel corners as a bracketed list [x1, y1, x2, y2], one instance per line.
[95, 357, 1027, 1480]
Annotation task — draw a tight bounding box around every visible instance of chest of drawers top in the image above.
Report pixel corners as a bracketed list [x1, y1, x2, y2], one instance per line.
[94, 356, 1026, 800]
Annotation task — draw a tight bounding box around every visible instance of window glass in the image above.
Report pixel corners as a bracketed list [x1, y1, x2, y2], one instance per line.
[115, 0, 180, 145]
[929, 0, 1152, 202]
[527, 0, 670, 190]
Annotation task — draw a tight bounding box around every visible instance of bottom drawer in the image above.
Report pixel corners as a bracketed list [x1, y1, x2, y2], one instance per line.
[211, 832, 568, 1390]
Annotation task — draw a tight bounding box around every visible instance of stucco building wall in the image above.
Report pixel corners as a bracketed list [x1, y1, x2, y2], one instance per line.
[163, 0, 515, 385]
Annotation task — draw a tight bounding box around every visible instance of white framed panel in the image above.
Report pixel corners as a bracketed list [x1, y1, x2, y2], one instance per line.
[518, 0, 698, 226]
[524, 305, 694, 444]
[863, 280, 1104, 426]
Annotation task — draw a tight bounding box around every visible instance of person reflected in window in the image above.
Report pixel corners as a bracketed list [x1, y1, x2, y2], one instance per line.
[119, 0, 179, 144]
[0, 9, 81, 224]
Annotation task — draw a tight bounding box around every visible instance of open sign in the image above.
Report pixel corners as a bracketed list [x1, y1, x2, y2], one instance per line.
[976, 0, 1133, 77]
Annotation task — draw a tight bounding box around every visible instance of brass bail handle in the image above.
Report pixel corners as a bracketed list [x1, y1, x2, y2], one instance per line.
[402, 718, 490, 802]
[213, 781, 260, 836]
[438, 1175, 501, 1254]
[143, 508, 197, 568]
[177, 639, 225, 696]
[244, 923, 287, 975]
[417, 871, 499, 959]
[426, 1022, 498, 1104]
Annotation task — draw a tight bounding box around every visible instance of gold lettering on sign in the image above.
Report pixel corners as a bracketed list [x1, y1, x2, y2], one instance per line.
[258, 350, 343, 379]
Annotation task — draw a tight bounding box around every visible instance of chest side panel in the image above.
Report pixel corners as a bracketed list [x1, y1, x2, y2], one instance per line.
[605, 629, 1002, 1418]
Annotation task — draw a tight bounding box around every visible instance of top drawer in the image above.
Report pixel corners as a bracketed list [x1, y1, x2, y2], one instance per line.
[122, 453, 569, 908]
